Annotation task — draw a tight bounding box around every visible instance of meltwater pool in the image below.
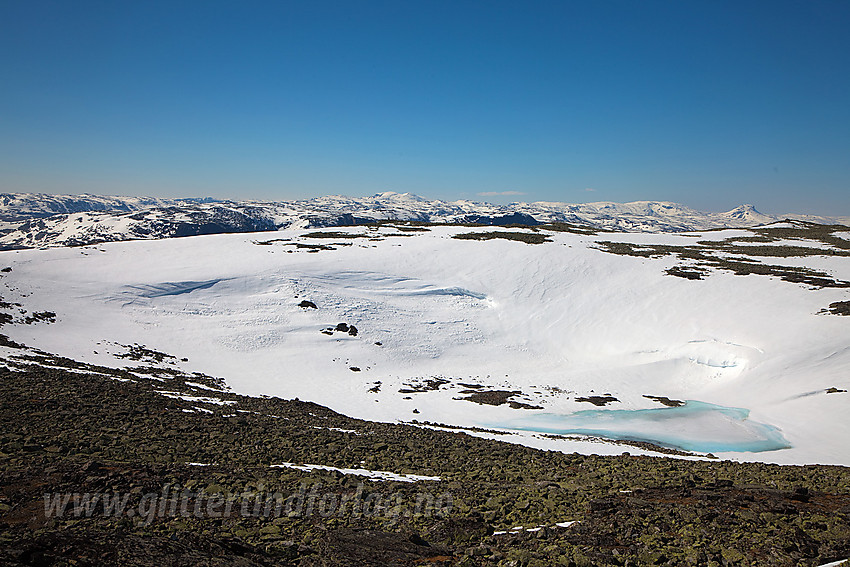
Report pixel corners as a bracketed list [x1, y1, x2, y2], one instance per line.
[492, 401, 791, 453]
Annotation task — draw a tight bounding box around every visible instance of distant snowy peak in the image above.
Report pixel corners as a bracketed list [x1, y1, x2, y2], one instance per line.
[721, 204, 772, 224]
[370, 191, 429, 202]
[0, 191, 847, 250]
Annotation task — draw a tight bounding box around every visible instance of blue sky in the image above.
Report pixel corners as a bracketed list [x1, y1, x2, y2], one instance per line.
[2, 1, 849, 214]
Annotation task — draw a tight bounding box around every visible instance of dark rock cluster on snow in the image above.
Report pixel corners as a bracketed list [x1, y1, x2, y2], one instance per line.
[320, 323, 358, 337]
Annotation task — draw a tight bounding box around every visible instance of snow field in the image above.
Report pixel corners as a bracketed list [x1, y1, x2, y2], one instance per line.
[2, 224, 848, 464]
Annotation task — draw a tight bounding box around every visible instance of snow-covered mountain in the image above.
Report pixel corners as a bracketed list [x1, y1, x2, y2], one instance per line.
[0, 192, 211, 221]
[2, 191, 847, 250]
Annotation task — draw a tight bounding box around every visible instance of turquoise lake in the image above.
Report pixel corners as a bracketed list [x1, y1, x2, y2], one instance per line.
[491, 401, 791, 453]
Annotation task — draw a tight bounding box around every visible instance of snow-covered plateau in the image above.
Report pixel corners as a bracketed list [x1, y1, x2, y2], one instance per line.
[2, 213, 849, 467]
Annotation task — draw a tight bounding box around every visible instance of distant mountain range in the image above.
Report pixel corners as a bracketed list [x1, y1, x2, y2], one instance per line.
[0, 191, 847, 250]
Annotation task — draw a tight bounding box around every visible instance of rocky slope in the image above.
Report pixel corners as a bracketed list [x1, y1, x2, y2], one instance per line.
[1, 338, 849, 566]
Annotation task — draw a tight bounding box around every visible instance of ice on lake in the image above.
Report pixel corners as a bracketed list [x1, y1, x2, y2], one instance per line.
[494, 401, 791, 453]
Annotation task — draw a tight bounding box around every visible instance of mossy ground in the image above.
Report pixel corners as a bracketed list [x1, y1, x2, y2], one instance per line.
[1, 344, 849, 566]
[452, 232, 551, 245]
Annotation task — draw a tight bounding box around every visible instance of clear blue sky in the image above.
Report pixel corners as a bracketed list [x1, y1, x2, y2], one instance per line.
[2, 1, 849, 214]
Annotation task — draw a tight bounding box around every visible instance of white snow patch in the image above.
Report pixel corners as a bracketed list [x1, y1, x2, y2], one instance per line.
[156, 391, 236, 405]
[493, 521, 577, 535]
[271, 463, 440, 482]
[184, 381, 224, 391]
[555, 521, 578, 528]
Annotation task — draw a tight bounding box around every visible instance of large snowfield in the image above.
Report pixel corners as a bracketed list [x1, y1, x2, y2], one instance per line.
[3, 223, 849, 466]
